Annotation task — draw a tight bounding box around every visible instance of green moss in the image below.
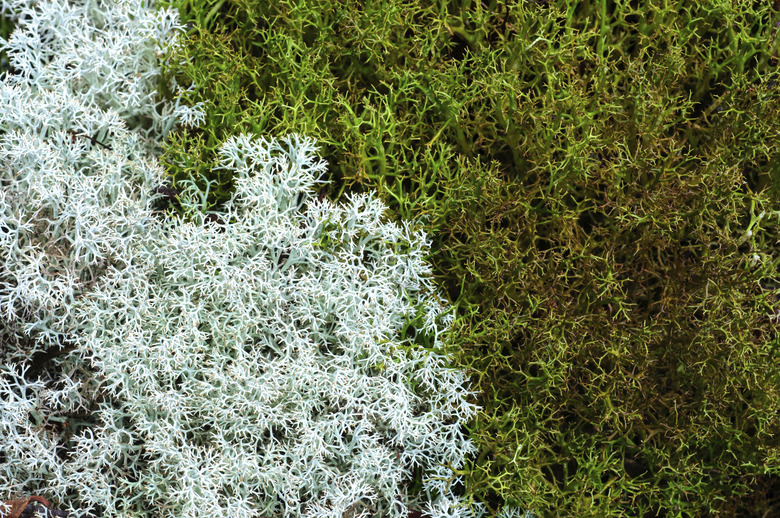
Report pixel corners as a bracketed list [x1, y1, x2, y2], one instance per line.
[153, 0, 780, 516]
[0, 13, 16, 79]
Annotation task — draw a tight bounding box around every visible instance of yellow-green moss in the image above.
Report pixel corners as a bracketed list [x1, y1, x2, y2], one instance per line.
[153, 1, 780, 516]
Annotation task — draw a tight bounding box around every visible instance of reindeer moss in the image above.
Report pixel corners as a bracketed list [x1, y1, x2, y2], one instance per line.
[154, 1, 780, 516]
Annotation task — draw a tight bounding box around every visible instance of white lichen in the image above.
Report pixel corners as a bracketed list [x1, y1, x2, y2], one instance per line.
[0, 2, 484, 518]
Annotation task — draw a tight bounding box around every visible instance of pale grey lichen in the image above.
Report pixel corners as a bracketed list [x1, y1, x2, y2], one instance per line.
[0, 2, 485, 518]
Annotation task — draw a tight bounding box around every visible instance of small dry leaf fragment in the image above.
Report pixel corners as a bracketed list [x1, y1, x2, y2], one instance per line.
[0, 496, 51, 518]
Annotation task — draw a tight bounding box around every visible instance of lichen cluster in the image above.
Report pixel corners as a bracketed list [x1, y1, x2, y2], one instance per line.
[0, 2, 482, 518]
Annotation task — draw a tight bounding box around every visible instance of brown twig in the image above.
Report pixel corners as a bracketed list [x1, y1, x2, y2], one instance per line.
[65, 130, 112, 151]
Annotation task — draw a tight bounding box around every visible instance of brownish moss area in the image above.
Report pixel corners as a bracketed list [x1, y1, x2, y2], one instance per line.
[154, 0, 780, 515]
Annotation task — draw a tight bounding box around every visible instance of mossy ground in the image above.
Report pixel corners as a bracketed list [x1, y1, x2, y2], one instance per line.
[151, 1, 780, 516]
[6, 0, 780, 516]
